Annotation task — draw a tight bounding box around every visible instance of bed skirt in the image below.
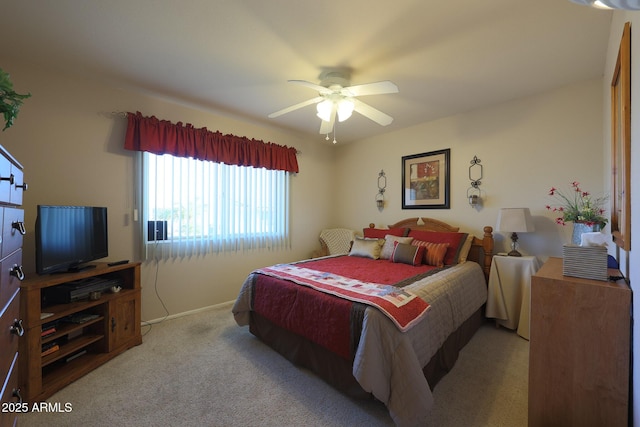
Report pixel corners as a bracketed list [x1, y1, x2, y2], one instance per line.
[249, 307, 485, 398]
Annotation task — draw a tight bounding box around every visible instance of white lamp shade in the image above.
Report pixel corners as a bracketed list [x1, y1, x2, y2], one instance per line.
[316, 100, 332, 122]
[496, 208, 535, 233]
[337, 99, 354, 122]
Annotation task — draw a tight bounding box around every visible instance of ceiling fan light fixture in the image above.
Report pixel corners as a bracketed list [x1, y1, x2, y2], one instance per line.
[337, 99, 354, 122]
[568, 0, 640, 9]
[594, 1, 613, 7]
[316, 99, 332, 122]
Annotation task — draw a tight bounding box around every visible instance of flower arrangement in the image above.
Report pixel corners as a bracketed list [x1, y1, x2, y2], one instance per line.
[546, 181, 608, 227]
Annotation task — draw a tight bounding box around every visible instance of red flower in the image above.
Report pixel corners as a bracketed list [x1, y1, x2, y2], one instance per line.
[546, 181, 608, 227]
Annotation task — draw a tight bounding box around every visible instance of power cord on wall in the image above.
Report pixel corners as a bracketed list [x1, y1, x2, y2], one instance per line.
[140, 255, 170, 337]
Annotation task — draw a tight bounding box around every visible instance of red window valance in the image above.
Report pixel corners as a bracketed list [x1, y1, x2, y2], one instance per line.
[124, 111, 299, 173]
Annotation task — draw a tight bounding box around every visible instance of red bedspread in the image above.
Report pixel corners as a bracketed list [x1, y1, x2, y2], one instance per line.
[300, 256, 437, 284]
[251, 256, 440, 361]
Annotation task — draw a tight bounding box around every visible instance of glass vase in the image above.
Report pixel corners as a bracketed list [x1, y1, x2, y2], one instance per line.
[571, 222, 602, 245]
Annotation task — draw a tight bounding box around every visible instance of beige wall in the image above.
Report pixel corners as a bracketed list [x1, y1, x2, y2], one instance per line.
[0, 59, 335, 321]
[334, 78, 605, 259]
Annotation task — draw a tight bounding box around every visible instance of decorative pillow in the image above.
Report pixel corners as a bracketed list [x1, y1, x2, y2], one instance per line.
[407, 230, 469, 265]
[380, 235, 414, 260]
[411, 240, 449, 267]
[391, 242, 425, 266]
[363, 227, 408, 239]
[348, 237, 384, 259]
[458, 234, 475, 263]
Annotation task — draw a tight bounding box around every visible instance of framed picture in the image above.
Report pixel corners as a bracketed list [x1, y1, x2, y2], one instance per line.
[402, 149, 450, 209]
[611, 22, 631, 251]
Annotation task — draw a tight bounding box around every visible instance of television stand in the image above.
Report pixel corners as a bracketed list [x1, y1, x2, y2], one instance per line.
[19, 262, 141, 402]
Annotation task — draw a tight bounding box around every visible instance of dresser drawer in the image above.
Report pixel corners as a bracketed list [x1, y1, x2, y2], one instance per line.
[0, 293, 20, 391]
[0, 153, 24, 207]
[1, 208, 23, 260]
[9, 165, 25, 207]
[0, 352, 20, 427]
[0, 156, 10, 205]
[0, 250, 23, 313]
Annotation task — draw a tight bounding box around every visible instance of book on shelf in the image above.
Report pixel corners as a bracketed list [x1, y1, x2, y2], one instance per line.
[65, 350, 87, 363]
[41, 327, 56, 338]
[41, 344, 60, 357]
[68, 313, 100, 324]
[41, 340, 56, 351]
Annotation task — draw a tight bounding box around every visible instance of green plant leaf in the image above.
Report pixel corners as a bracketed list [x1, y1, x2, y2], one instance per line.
[0, 68, 31, 131]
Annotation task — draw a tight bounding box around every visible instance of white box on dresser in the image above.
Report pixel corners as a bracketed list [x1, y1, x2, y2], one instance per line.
[0, 144, 27, 427]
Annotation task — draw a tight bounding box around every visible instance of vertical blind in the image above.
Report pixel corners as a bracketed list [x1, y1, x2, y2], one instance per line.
[143, 152, 290, 260]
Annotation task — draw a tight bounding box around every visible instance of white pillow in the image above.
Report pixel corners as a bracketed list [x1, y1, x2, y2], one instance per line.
[458, 234, 475, 263]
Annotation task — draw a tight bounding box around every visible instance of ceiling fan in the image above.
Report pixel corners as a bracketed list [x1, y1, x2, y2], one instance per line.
[268, 69, 399, 136]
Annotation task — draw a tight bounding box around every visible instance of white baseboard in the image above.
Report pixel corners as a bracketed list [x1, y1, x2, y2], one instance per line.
[142, 300, 235, 325]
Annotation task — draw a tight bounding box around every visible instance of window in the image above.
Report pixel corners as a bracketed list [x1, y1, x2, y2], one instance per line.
[142, 152, 290, 260]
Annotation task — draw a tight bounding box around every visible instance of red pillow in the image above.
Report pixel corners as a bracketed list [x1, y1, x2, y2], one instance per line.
[407, 230, 468, 265]
[363, 227, 408, 239]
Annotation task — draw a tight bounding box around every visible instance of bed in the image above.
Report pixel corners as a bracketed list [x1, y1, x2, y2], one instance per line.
[233, 217, 494, 426]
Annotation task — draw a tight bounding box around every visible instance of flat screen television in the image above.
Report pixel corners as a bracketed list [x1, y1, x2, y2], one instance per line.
[35, 205, 108, 274]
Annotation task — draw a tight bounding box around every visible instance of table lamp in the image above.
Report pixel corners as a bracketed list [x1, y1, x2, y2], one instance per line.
[496, 207, 535, 257]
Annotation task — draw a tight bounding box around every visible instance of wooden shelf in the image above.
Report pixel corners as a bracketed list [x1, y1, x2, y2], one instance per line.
[39, 289, 136, 325]
[41, 334, 104, 367]
[41, 316, 104, 344]
[19, 262, 142, 402]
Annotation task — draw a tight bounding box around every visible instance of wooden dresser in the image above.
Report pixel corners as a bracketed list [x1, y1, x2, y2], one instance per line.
[529, 257, 630, 427]
[0, 145, 27, 427]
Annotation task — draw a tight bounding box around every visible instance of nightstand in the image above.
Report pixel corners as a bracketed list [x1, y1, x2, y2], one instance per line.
[485, 255, 541, 339]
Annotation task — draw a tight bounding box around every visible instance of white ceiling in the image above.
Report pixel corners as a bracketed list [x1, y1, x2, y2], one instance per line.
[0, 0, 612, 143]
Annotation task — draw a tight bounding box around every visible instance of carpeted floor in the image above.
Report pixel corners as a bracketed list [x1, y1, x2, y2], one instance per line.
[19, 303, 528, 427]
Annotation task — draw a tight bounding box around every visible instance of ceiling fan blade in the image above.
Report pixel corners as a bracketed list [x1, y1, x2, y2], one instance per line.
[343, 81, 398, 97]
[268, 96, 324, 118]
[319, 105, 337, 134]
[288, 80, 332, 95]
[352, 98, 394, 126]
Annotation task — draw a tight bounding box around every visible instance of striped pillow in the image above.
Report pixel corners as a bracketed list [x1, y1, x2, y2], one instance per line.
[391, 242, 425, 266]
[412, 240, 449, 267]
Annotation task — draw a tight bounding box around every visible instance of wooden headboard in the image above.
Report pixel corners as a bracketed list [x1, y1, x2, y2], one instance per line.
[369, 217, 494, 281]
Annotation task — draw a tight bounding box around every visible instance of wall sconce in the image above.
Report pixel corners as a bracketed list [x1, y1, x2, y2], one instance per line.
[467, 156, 483, 208]
[376, 170, 386, 210]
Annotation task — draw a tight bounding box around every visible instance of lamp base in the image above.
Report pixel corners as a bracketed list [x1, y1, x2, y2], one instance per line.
[508, 232, 522, 257]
